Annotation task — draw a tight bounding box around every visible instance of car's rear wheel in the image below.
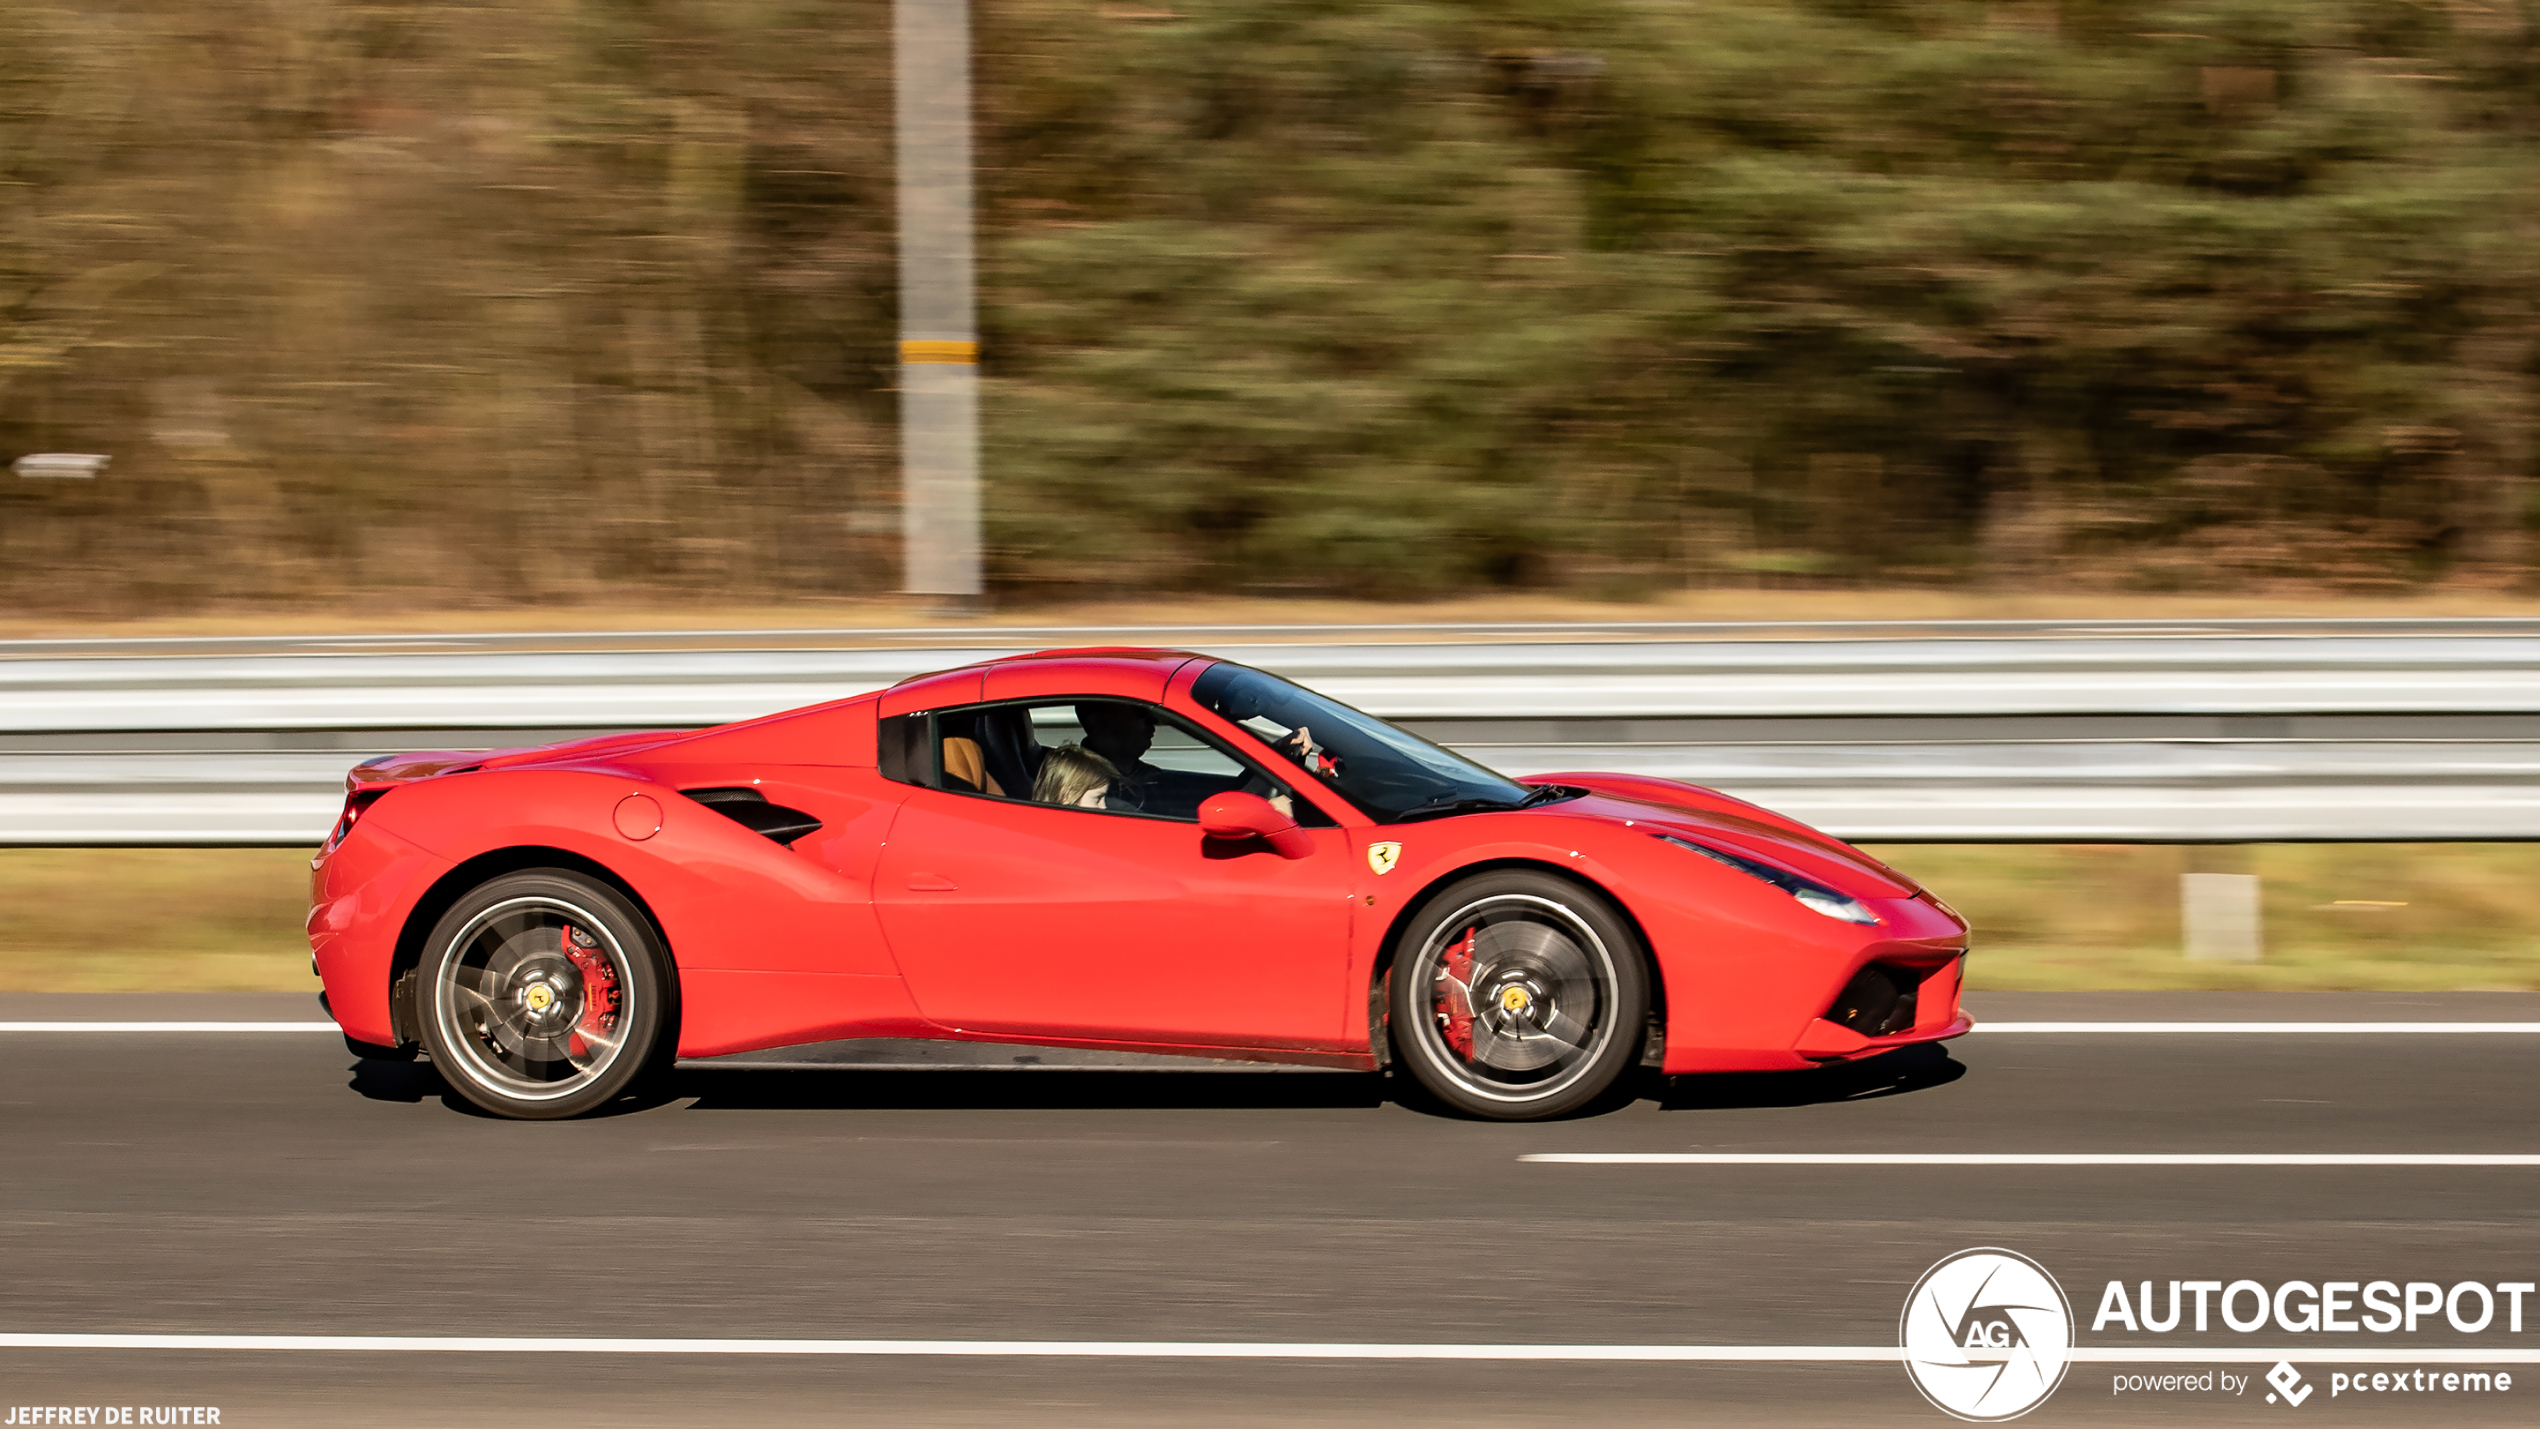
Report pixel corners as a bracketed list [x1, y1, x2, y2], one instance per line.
[417, 870, 671, 1119]
[1387, 869, 1649, 1120]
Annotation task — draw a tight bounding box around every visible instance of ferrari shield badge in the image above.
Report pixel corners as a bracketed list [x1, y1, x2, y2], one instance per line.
[1367, 841, 1403, 876]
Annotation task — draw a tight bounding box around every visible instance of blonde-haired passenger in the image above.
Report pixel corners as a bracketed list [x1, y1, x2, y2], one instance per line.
[1032, 743, 1121, 809]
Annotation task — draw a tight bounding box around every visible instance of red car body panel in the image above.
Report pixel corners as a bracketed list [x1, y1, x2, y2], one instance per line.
[310, 650, 1971, 1075]
[872, 792, 1357, 1050]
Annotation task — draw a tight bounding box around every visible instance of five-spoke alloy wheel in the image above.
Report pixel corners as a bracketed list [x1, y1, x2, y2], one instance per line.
[1387, 870, 1650, 1120]
[417, 870, 672, 1119]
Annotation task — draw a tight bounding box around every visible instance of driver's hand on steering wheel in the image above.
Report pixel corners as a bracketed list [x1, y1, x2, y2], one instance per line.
[1284, 725, 1341, 779]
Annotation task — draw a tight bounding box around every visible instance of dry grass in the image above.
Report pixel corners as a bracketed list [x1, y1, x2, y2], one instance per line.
[1868, 844, 2540, 992]
[7, 843, 2540, 994]
[0, 848, 318, 992]
[10, 586, 2540, 642]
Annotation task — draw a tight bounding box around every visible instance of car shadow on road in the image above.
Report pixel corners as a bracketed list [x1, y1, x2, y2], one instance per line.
[1653, 1043, 1966, 1112]
[671, 1067, 1394, 1112]
[347, 1056, 441, 1103]
[345, 1056, 1393, 1114]
[345, 1057, 522, 1118]
[346, 1047, 1962, 1117]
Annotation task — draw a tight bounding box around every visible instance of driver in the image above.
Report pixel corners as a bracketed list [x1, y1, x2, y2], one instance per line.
[1077, 701, 1164, 788]
[1075, 700, 1286, 819]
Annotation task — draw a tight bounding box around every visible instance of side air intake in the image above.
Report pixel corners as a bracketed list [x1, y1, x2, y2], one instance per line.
[681, 787, 823, 847]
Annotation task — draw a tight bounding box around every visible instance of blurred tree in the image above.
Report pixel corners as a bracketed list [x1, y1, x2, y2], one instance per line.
[1, 0, 2536, 610]
[1, 0, 904, 609]
[984, 0, 2540, 597]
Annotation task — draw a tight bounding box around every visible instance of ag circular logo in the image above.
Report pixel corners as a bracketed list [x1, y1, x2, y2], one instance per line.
[1900, 1248, 2075, 1421]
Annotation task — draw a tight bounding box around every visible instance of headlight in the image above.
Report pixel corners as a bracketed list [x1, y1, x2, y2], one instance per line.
[1793, 886, 1878, 925]
[1656, 833, 1881, 926]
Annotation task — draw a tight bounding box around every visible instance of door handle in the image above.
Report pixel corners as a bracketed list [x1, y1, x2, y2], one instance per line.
[905, 872, 959, 892]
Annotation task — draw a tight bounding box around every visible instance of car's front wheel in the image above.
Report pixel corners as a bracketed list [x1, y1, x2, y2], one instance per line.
[1387, 870, 1649, 1120]
[417, 869, 671, 1119]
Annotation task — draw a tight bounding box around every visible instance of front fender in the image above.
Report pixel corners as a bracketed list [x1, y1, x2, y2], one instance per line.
[1354, 814, 1967, 1075]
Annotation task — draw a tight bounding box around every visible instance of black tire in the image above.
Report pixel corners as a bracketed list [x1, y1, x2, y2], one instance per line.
[416, 869, 673, 1119]
[1386, 869, 1649, 1121]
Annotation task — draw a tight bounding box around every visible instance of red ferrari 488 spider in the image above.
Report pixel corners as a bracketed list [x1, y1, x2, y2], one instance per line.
[309, 648, 1970, 1120]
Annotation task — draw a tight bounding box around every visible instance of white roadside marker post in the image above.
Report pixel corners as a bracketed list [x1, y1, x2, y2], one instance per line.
[895, 0, 983, 611]
[2182, 871, 2263, 962]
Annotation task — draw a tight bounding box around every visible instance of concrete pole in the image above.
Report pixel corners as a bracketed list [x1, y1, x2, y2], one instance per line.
[894, 0, 982, 602]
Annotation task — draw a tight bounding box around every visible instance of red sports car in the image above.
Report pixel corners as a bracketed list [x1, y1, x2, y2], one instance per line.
[309, 648, 1971, 1120]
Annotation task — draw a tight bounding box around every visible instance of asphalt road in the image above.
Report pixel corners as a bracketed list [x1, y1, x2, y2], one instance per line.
[3, 991, 2539, 1426]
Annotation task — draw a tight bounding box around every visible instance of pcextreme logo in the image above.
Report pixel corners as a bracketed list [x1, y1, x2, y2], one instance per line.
[1900, 1248, 2077, 1421]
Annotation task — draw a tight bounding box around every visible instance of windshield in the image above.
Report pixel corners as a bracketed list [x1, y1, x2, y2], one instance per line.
[1189, 661, 1539, 823]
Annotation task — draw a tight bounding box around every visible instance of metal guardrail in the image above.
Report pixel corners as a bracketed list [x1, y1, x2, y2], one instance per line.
[4, 621, 2538, 844]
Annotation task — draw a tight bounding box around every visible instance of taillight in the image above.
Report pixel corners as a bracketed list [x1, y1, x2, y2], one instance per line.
[327, 788, 387, 849]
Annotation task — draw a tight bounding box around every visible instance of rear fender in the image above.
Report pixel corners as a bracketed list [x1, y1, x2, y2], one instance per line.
[359, 768, 920, 1056]
[309, 819, 451, 1047]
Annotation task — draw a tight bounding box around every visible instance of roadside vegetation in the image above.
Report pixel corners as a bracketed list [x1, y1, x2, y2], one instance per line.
[0, 849, 317, 992]
[1869, 843, 2540, 992]
[7, 1, 2540, 614]
[11, 842, 2540, 994]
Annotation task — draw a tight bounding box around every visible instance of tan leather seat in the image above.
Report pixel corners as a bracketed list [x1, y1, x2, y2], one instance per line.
[941, 736, 1003, 797]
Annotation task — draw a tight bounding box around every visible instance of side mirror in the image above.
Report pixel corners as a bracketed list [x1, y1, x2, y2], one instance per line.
[1198, 791, 1313, 859]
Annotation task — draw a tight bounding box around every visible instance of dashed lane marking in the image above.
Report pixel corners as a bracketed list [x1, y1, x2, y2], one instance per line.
[1523, 1153, 2540, 1166]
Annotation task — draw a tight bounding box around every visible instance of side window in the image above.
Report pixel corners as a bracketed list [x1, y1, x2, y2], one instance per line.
[892, 700, 1331, 825]
[878, 713, 926, 786]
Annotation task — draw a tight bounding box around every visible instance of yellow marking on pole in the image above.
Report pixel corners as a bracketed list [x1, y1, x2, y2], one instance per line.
[901, 339, 978, 364]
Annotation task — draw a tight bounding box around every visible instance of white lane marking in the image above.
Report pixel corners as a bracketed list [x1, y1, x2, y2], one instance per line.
[1, 1335, 2537, 1364]
[0, 1336, 1887, 1360]
[1978, 1021, 2540, 1034]
[1523, 1153, 2540, 1166]
[0, 1022, 338, 1033]
[2070, 1348, 2540, 1364]
[3, 1020, 2535, 1036]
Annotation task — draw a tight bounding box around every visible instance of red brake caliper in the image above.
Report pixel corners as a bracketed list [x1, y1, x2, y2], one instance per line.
[1439, 927, 1476, 1059]
[561, 924, 622, 1061]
